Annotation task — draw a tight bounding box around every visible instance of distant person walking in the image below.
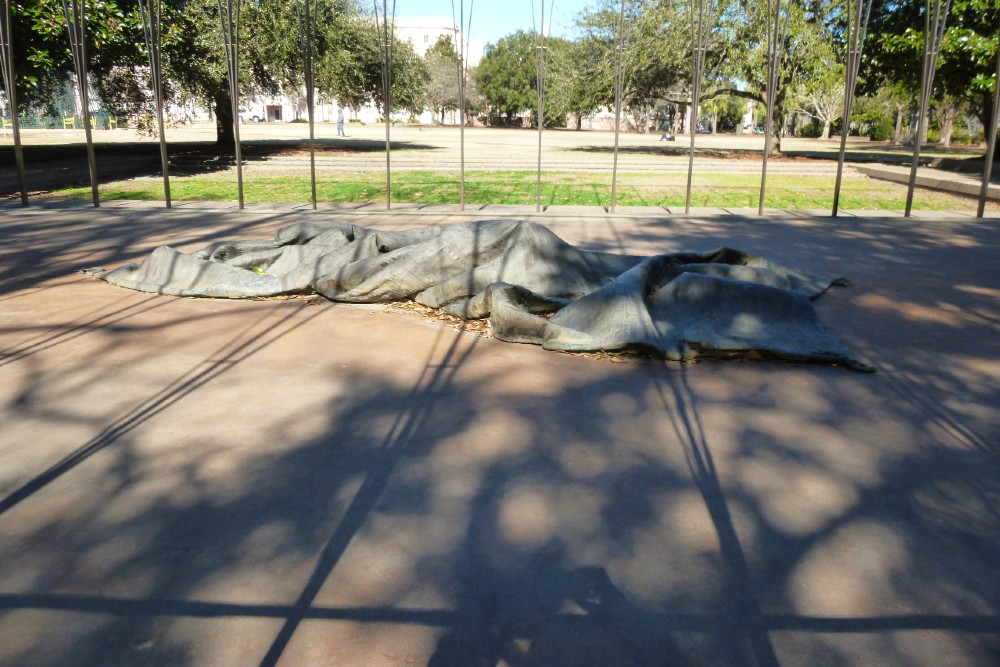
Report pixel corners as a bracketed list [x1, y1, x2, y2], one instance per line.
[337, 109, 346, 137]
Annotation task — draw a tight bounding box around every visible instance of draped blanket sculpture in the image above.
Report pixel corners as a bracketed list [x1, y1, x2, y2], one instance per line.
[86, 219, 871, 370]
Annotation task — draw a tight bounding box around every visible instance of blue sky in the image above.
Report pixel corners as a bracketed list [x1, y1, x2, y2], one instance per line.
[394, 0, 597, 45]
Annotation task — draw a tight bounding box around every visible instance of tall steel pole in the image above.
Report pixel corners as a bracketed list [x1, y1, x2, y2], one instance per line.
[534, 1, 548, 212]
[218, 0, 244, 208]
[904, 0, 951, 217]
[977, 42, 1000, 218]
[140, 0, 171, 208]
[374, 0, 395, 210]
[832, 0, 872, 217]
[685, 0, 712, 214]
[0, 0, 27, 206]
[296, 0, 317, 209]
[458, 0, 466, 210]
[610, 0, 628, 213]
[61, 0, 99, 207]
[758, 0, 790, 216]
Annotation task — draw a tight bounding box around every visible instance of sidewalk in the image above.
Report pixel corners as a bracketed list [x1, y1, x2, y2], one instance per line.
[855, 162, 1000, 201]
[1, 203, 998, 666]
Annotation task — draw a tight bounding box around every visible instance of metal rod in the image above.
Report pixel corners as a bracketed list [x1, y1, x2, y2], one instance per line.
[217, 0, 243, 208]
[832, 0, 872, 216]
[374, 0, 394, 210]
[296, 0, 316, 209]
[140, 0, 171, 208]
[610, 0, 627, 212]
[0, 0, 28, 206]
[459, 0, 465, 210]
[61, 0, 99, 207]
[532, 0, 555, 212]
[535, 1, 545, 212]
[685, 0, 710, 214]
[904, 0, 951, 217]
[758, 0, 789, 216]
[977, 41, 1000, 218]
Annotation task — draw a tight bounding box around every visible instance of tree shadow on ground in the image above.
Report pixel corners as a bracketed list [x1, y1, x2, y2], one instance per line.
[0, 209, 998, 665]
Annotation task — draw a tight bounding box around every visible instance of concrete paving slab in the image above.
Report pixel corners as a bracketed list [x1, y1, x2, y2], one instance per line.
[1, 203, 998, 666]
[855, 163, 1000, 201]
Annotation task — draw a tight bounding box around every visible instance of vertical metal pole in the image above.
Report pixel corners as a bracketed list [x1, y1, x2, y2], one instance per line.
[535, 0, 551, 212]
[976, 41, 1000, 218]
[374, 0, 394, 210]
[0, 0, 28, 206]
[904, 0, 951, 217]
[218, 0, 243, 208]
[459, 0, 465, 210]
[685, 0, 710, 214]
[140, 0, 171, 208]
[832, 0, 872, 216]
[61, 0, 99, 207]
[758, 0, 789, 216]
[610, 0, 627, 213]
[296, 0, 316, 209]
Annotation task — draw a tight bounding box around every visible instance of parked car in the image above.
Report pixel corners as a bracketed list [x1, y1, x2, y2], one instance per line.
[238, 108, 262, 123]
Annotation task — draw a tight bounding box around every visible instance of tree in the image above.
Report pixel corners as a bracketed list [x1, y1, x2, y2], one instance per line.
[710, 0, 847, 153]
[313, 13, 428, 119]
[572, 0, 691, 129]
[3, 0, 428, 145]
[853, 82, 913, 142]
[864, 0, 1000, 140]
[5, 0, 146, 115]
[792, 47, 846, 139]
[933, 93, 966, 146]
[701, 94, 746, 133]
[424, 34, 459, 123]
[474, 30, 538, 125]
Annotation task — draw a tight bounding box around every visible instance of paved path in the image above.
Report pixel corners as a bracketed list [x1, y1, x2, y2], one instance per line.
[1, 202, 998, 666]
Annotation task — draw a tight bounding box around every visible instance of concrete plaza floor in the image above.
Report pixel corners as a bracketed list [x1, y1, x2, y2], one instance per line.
[1, 201, 998, 666]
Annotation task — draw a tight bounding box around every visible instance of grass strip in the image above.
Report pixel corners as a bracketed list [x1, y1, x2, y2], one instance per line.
[48, 169, 986, 211]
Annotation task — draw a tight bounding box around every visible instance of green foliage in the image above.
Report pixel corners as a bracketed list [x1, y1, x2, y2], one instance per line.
[700, 95, 743, 131]
[864, 0, 1000, 130]
[424, 34, 461, 122]
[853, 96, 897, 140]
[2, 0, 429, 143]
[474, 30, 539, 125]
[714, 0, 848, 151]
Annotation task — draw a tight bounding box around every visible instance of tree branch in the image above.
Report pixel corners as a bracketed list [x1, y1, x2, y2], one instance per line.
[700, 88, 763, 105]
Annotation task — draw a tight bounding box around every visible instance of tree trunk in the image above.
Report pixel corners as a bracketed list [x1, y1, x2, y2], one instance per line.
[821, 119, 831, 139]
[893, 106, 904, 145]
[711, 112, 717, 134]
[214, 92, 235, 148]
[674, 103, 686, 134]
[768, 88, 785, 155]
[941, 114, 954, 147]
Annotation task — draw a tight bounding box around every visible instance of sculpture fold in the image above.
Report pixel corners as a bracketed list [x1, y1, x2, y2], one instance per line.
[86, 219, 871, 370]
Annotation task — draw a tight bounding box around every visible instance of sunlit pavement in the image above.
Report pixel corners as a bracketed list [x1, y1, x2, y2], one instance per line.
[0, 201, 998, 666]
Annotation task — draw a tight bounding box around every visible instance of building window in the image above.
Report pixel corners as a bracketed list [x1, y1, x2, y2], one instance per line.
[424, 34, 429, 43]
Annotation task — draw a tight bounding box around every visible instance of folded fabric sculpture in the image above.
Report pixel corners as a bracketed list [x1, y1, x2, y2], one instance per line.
[85, 219, 871, 370]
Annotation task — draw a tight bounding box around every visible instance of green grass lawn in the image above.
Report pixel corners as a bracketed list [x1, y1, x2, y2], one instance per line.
[49, 169, 983, 211]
